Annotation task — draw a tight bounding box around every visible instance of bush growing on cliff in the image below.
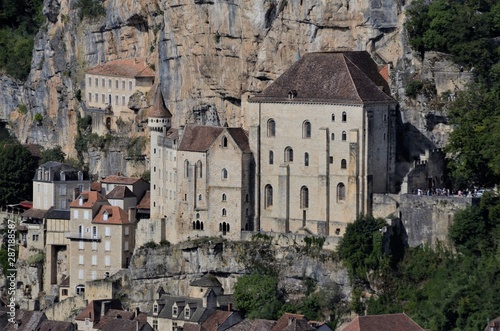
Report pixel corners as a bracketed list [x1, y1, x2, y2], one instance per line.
[75, 0, 106, 20]
[234, 273, 282, 320]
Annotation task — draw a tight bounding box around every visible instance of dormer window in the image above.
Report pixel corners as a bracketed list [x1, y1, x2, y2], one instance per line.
[185, 306, 190, 320]
[103, 212, 108, 221]
[288, 90, 297, 99]
[153, 304, 158, 314]
[172, 306, 178, 317]
[79, 197, 83, 206]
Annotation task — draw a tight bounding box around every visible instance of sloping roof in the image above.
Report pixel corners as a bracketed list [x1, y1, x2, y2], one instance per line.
[282, 319, 316, 331]
[271, 313, 307, 331]
[23, 144, 42, 158]
[179, 125, 225, 152]
[484, 317, 500, 331]
[45, 208, 70, 220]
[190, 274, 222, 288]
[93, 205, 131, 225]
[148, 83, 172, 118]
[201, 310, 240, 330]
[75, 299, 123, 322]
[69, 191, 108, 209]
[37, 319, 74, 331]
[21, 208, 48, 219]
[340, 313, 426, 331]
[183, 324, 202, 331]
[101, 175, 143, 185]
[91, 181, 102, 191]
[4, 310, 46, 331]
[226, 319, 275, 331]
[35, 161, 89, 181]
[157, 295, 213, 323]
[107, 186, 137, 199]
[249, 51, 395, 105]
[86, 58, 155, 78]
[137, 191, 150, 209]
[93, 309, 135, 330]
[226, 128, 251, 153]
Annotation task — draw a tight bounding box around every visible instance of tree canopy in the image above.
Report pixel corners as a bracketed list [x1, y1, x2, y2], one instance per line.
[233, 273, 282, 320]
[0, 143, 38, 205]
[40, 145, 66, 164]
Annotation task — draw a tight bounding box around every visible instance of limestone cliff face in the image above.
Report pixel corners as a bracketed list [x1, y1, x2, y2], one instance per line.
[0, 0, 461, 175]
[124, 239, 349, 310]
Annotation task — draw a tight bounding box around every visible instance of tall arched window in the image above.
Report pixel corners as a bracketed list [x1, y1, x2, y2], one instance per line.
[222, 193, 227, 201]
[184, 160, 190, 177]
[222, 208, 227, 216]
[331, 114, 335, 121]
[342, 131, 347, 141]
[304, 153, 309, 166]
[267, 119, 276, 137]
[221, 168, 228, 179]
[265, 184, 273, 208]
[284, 147, 293, 163]
[269, 150, 274, 165]
[331, 133, 335, 141]
[341, 159, 347, 169]
[300, 186, 309, 209]
[342, 111, 347, 122]
[337, 183, 346, 201]
[302, 121, 311, 138]
[197, 161, 203, 178]
[222, 136, 228, 147]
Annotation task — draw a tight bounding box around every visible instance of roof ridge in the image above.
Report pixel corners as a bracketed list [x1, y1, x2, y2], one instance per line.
[342, 54, 363, 102]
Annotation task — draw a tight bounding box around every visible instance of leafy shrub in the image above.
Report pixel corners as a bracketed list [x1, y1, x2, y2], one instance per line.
[141, 241, 158, 249]
[405, 80, 424, 98]
[75, 0, 106, 20]
[17, 104, 28, 115]
[34, 113, 43, 123]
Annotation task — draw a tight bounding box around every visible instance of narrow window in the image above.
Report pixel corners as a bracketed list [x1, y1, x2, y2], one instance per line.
[95, 93, 98, 102]
[222, 208, 227, 216]
[115, 79, 118, 89]
[115, 95, 118, 105]
[304, 152, 309, 166]
[88, 77, 92, 87]
[285, 147, 293, 162]
[331, 114, 335, 121]
[337, 183, 346, 201]
[302, 121, 311, 138]
[341, 159, 347, 169]
[265, 184, 273, 208]
[185, 160, 189, 177]
[222, 193, 227, 201]
[222, 168, 228, 179]
[267, 119, 276, 137]
[122, 80, 125, 89]
[342, 111, 347, 122]
[108, 79, 111, 88]
[331, 133, 335, 141]
[269, 150, 274, 165]
[197, 161, 202, 178]
[222, 136, 228, 147]
[88, 93, 92, 102]
[198, 194, 202, 201]
[102, 78, 105, 87]
[129, 81, 133, 90]
[122, 96, 125, 106]
[101, 94, 105, 103]
[95, 78, 98, 87]
[300, 186, 309, 208]
[342, 131, 347, 141]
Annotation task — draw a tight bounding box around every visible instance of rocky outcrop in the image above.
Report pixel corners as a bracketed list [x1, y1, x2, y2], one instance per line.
[0, 0, 469, 176]
[123, 238, 350, 311]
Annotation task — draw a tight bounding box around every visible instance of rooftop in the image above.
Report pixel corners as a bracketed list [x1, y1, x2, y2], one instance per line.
[249, 51, 395, 105]
[86, 58, 155, 78]
[93, 205, 131, 225]
[340, 313, 426, 331]
[101, 175, 144, 185]
[106, 186, 137, 200]
[179, 126, 249, 153]
[69, 191, 108, 209]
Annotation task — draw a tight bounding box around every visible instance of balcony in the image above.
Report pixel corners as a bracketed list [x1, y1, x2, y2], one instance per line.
[65, 232, 101, 241]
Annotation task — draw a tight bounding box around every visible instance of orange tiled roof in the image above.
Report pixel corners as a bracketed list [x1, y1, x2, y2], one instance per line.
[101, 175, 143, 185]
[148, 83, 172, 118]
[70, 191, 108, 209]
[271, 313, 307, 331]
[86, 58, 155, 78]
[93, 205, 130, 225]
[340, 313, 426, 331]
[137, 191, 150, 209]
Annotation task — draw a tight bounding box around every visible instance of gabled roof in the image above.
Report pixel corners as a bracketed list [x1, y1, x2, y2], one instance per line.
[179, 126, 249, 153]
[226, 319, 275, 331]
[106, 186, 137, 200]
[70, 191, 108, 209]
[4, 310, 46, 331]
[21, 208, 48, 219]
[137, 191, 150, 209]
[86, 58, 155, 78]
[201, 310, 237, 330]
[148, 83, 172, 118]
[93, 205, 130, 225]
[34, 161, 89, 181]
[249, 51, 395, 105]
[340, 313, 426, 331]
[157, 295, 213, 323]
[45, 207, 70, 220]
[190, 274, 222, 288]
[101, 175, 144, 185]
[75, 299, 123, 322]
[271, 313, 307, 331]
[36, 319, 75, 331]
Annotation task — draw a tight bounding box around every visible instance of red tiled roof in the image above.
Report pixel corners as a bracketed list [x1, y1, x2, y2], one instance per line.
[70, 191, 108, 208]
[179, 125, 249, 153]
[107, 186, 136, 199]
[201, 310, 233, 330]
[21, 208, 48, 219]
[101, 175, 143, 185]
[249, 51, 394, 104]
[37, 319, 74, 331]
[93, 205, 131, 225]
[75, 299, 123, 322]
[271, 313, 307, 331]
[91, 181, 102, 191]
[137, 191, 150, 209]
[340, 313, 426, 331]
[86, 58, 155, 78]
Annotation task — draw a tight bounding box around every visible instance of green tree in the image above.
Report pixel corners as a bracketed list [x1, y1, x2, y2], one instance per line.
[40, 145, 66, 164]
[0, 143, 38, 205]
[446, 83, 500, 188]
[233, 273, 283, 320]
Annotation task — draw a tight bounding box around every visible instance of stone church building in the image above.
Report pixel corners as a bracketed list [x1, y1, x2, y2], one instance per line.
[148, 51, 397, 243]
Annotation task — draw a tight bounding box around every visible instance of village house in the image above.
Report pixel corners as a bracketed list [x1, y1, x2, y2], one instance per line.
[67, 191, 135, 297]
[84, 58, 155, 133]
[339, 313, 426, 331]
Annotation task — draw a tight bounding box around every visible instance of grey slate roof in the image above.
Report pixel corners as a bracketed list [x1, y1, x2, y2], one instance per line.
[190, 274, 222, 288]
[249, 51, 395, 105]
[45, 208, 70, 220]
[179, 126, 249, 153]
[34, 161, 89, 181]
[106, 186, 137, 199]
[157, 295, 214, 324]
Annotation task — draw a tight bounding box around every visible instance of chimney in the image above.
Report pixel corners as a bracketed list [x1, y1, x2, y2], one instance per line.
[128, 207, 137, 223]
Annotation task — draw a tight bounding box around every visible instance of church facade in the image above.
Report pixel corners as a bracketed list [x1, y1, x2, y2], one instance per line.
[148, 51, 397, 243]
